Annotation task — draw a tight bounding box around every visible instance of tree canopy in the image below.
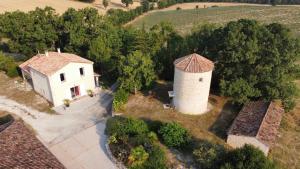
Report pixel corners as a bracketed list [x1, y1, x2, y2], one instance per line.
[0, 7, 298, 111]
[189, 19, 300, 111]
[118, 50, 156, 93]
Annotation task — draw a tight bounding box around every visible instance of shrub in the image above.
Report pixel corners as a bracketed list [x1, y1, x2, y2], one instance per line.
[193, 142, 226, 169]
[148, 131, 158, 142]
[113, 88, 129, 111]
[143, 145, 167, 169]
[141, 0, 150, 12]
[0, 52, 19, 77]
[105, 116, 149, 138]
[159, 122, 190, 148]
[176, 7, 181, 10]
[195, 5, 199, 9]
[220, 145, 278, 169]
[128, 145, 149, 167]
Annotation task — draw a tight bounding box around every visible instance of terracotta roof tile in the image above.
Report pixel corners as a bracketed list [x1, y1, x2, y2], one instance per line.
[228, 101, 284, 146]
[19, 52, 93, 76]
[174, 53, 214, 73]
[0, 119, 65, 168]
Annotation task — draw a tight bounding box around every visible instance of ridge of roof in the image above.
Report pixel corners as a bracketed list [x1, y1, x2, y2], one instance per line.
[174, 53, 214, 73]
[19, 52, 93, 76]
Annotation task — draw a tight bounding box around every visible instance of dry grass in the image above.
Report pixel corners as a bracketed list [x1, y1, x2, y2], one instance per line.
[269, 80, 300, 169]
[119, 81, 240, 147]
[130, 6, 300, 36]
[119, 80, 300, 169]
[0, 0, 141, 15]
[0, 72, 52, 113]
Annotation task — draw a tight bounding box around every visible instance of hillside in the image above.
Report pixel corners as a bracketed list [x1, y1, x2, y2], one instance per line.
[130, 6, 300, 36]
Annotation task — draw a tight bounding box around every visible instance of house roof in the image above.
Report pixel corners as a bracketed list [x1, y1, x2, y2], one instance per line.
[174, 53, 214, 73]
[19, 52, 93, 76]
[0, 119, 65, 168]
[228, 101, 284, 146]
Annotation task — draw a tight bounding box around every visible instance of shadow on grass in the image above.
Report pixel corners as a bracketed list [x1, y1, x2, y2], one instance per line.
[208, 101, 242, 139]
[141, 81, 173, 104]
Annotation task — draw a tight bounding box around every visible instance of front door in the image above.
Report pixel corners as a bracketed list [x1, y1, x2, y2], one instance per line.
[70, 86, 80, 98]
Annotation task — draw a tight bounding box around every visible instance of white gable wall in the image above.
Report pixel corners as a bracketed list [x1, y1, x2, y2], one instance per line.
[48, 62, 95, 106]
[30, 68, 53, 103]
[227, 135, 269, 155]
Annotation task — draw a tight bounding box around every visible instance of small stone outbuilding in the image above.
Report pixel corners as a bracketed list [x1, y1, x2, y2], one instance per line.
[227, 101, 284, 155]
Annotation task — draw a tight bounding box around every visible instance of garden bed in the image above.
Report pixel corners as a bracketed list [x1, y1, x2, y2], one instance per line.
[105, 116, 279, 169]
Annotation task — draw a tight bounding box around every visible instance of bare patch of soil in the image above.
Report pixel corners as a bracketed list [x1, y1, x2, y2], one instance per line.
[0, 72, 52, 113]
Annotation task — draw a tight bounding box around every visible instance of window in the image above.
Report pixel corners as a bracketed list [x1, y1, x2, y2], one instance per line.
[79, 67, 84, 76]
[199, 77, 203, 82]
[60, 73, 65, 82]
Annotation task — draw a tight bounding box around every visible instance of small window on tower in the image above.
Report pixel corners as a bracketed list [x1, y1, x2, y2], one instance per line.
[199, 78, 203, 82]
[79, 67, 84, 76]
[60, 73, 65, 82]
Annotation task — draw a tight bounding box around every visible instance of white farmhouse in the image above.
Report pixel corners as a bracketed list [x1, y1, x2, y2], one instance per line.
[19, 51, 99, 107]
[171, 53, 214, 115]
[227, 101, 284, 155]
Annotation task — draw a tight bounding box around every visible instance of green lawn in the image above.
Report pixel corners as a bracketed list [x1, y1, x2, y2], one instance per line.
[130, 6, 300, 36]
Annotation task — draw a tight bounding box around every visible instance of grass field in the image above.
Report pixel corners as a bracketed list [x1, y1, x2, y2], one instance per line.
[0, 0, 140, 14]
[130, 6, 300, 36]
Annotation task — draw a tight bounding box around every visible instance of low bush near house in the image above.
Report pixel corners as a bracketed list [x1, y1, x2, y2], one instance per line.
[0, 52, 19, 77]
[159, 122, 190, 148]
[128, 145, 149, 167]
[105, 116, 149, 137]
[113, 88, 129, 111]
[142, 145, 167, 169]
[220, 145, 278, 169]
[193, 142, 226, 169]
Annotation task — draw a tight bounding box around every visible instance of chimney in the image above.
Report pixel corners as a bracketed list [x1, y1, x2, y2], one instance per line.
[45, 50, 49, 57]
[57, 48, 61, 53]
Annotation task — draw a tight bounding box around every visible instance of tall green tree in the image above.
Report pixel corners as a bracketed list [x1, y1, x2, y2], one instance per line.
[0, 7, 58, 57]
[87, 26, 121, 79]
[121, 0, 133, 7]
[103, 0, 109, 9]
[190, 19, 300, 111]
[58, 8, 105, 57]
[118, 50, 156, 94]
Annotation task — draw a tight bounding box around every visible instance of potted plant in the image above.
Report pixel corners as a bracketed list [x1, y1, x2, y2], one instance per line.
[63, 99, 70, 107]
[87, 89, 94, 97]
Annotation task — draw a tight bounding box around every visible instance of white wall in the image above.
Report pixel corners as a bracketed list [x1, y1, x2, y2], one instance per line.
[30, 68, 53, 102]
[227, 135, 269, 155]
[173, 68, 212, 115]
[48, 62, 95, 106]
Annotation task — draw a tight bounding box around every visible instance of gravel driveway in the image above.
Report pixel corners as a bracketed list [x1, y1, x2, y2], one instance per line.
[0, 89, 116, 169]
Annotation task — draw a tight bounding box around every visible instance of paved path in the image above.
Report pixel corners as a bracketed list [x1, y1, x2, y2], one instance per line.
[0, 89, 116, 169]
[49, 121, 116, 169]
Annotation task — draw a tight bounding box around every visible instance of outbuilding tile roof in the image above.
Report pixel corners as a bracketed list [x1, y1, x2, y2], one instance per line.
[19, 52, 93, 76]
[174, 53, 214, 73]
[228, 101, 284, 147]
[0, 119, 65, 168]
